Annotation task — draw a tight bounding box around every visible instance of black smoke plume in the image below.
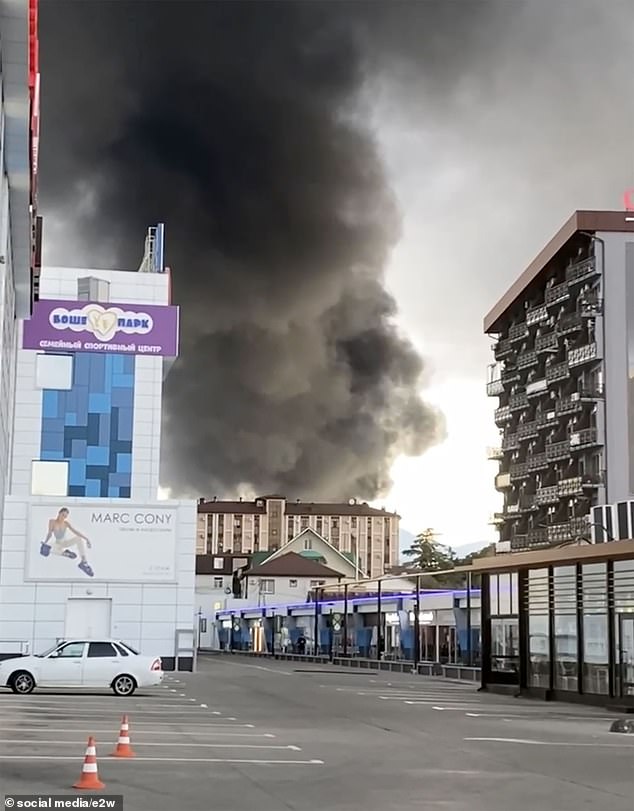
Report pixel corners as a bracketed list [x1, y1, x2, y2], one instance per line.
[38, 1, 445, 500]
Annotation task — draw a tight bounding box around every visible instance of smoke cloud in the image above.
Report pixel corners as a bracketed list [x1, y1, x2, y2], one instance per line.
[38, 1, 446, 500]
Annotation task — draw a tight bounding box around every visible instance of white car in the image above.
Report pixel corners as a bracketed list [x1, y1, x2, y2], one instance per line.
[0, 639, 164, 696]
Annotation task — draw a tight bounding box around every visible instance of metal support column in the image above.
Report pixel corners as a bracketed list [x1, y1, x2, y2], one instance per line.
[413, 575, 421, 669]
[343, 584, 349, 657]
[466, 571, 472, 667]
[313, 588, 320, 657]
[377, 579, 383, 660]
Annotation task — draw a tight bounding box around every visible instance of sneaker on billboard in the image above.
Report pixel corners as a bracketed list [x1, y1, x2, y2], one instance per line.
[78, 561, 94, 577]
[40, 543, 51, 557]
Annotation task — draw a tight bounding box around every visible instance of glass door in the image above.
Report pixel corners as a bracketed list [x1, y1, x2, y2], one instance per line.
[619, 614, 634, 697]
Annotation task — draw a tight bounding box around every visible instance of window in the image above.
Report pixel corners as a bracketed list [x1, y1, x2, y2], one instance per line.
[213, 558, 223, 569]
[310, 580, 325, 588]
[113, 643, 129, 657]
[260, 579, 275, 594]
[120, 642, 139, 655]
[36, 353, 73, 390]
[54, 642, 85, 658]
[289, 579, 298, 588]
[213, 577, 224, 589]
[87, 642, 117, 658]
[553, 566, 578, 691]
[31, 460, 69, 497]
[527, 568, 550, 688]
[582, 563, 608, 695]
[304, 538, 312, 550]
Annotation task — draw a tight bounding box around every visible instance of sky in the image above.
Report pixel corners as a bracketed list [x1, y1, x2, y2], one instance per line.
[38, 1, 634, 550]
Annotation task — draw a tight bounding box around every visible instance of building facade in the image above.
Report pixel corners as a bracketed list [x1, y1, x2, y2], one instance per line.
[0, 238, 197, 669]
[197, 495, 400, 577]
[484, 210, 634, 552]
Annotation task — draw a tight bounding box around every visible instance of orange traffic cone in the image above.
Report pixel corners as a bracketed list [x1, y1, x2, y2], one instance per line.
[73, 736, 105, 790]
[110, 715, 135, 758]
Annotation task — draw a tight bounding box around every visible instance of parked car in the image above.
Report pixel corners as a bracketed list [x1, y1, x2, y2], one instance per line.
[0, 639, 163, 696]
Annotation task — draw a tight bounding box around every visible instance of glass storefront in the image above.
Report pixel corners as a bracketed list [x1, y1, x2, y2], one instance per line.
[483, 552, 634, 705]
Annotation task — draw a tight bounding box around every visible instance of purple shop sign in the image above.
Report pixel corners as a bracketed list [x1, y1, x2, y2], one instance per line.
[22, 299, 180, 357]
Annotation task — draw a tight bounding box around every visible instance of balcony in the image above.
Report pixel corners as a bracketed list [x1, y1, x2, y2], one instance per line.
[546, 439, 570, 461]
[527, 452, 548, 471]
[509, 322, 529, 343]
[510, 462, 529, 480]
[579, 291, 603, 315]
[526, 304, 548, 326]
[535, 332, 558, 353]
[569, 427, 600, 450]
[502, 432, 519, 451]
[494, 405, 512, 425]
[568, 342, 598, 367]
[526, 378, 548, 398]
[509, 392, 528, 411]
[495, 471, 512, 489]
[517, 420, 538, 440]
[534, 485, 560, 505]
[545, 281, 570, 306]
[558, 312, 584, 335]
[489, 512, 505, 525]
[510, 534, 528, 551]
[493, 338, 513, 360]
[506, 502, 520, 516]
[578, 386, 603, 400]
[519, 493, 537, 512]
[526, 527, 550, 547]
[547, 517, 589, 544]
[501, 367, 521, 385]
[487, 378, 504, 396]
[546, 361, 569, 383]
[556, 393, 584, 415]
[566, 257, 597, 285]
[536, 409, 557, 428]
[517, 349, 538, 369]
[558, 476, 584, 497]
[487, 446, 504, 461]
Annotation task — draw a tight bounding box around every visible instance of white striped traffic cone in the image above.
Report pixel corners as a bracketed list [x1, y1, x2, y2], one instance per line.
[110, 714, 135, 758]
[73, 736, 105, 789]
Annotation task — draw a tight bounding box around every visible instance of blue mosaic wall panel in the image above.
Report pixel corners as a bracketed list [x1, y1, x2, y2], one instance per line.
[40, 353, 135, 498]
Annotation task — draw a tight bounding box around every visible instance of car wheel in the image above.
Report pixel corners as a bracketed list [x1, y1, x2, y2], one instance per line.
[10, 671, 35, 695]
[112, 674, 136, 696]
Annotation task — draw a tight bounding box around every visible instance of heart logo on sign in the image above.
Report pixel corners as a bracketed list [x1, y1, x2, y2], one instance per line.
[85, 307, 119, 341]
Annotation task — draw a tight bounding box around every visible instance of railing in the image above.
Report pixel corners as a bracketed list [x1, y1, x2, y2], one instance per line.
[508, 322, 528, 342]
[489, 512, 505, 525]
[535, 332, 558, 353]
[527, 452, 548, 470]
[501, 367, 521, 385]
[545, 280, 570, 305]
[546, 360, 569, 382]
[506, 502, 520, 515]
[569, 427, 599, 449]
[558, 476, 583, 496]
[546, 439, 570, 460]
[486, 378, 504, 396]
[536, 409, 557, 427]
[526, 304, 548, 326]
[509, 392, 528, 410]
[510, 462, 528, 480]
[487, 446, 503, 460]
[566, 257, 597, 284]
[526, 527, 550, 547]
[517, 350, 538, 369]
[517, 420, 538, 439]
[558, 312, 584, 334]
[510, 534, 528, 550]
[579, 291, 602, 314]
[501, 432, 519, 450]
[556, 394, 583, 415]
[568, 342, 598, 367]
[494, 405, 512, 424]
[534, 485, 559, 505]
[493, 338, 512, 359]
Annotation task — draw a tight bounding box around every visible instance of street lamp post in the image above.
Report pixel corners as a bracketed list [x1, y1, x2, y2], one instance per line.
[343, 584, 349, 657]
[376, 579, 383, 661]
[413, 575, 421, 670]
[313, 587, 320, 657]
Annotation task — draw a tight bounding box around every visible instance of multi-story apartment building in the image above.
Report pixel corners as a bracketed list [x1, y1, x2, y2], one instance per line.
[196, 494, 400, 577]
[484, 210, 634, 552]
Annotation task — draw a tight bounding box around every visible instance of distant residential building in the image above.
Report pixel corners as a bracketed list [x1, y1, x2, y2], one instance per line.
[243, 550, 344, 605]
[197, 494, 400, 578]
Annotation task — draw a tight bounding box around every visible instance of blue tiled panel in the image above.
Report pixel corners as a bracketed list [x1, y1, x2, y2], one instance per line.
[39, 352, 136, 498]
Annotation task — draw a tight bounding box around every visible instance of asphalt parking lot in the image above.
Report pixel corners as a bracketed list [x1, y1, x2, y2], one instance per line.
[1, 656, 633, 811]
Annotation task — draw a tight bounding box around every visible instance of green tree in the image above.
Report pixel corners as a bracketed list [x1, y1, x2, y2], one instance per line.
[455, 542, 496, 567]
[402, 528, 456, 571]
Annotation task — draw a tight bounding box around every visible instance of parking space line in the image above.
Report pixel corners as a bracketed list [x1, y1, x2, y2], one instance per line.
[0, 718, 254, 727]
[464, 737, 634, 748]
[0, 739, 299, 750]
[0, 755, 325, 765]
[0, 727, 274, 737]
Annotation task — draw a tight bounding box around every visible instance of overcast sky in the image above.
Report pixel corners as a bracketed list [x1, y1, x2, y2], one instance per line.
[39, 1, 634, 549]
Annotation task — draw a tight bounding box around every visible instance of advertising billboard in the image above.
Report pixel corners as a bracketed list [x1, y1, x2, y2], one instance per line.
[22, 299, 180, 357]
[25, 503, 177, 582]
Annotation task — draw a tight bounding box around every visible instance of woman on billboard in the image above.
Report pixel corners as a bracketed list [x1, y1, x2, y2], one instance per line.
[40, 508, 94, 577]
